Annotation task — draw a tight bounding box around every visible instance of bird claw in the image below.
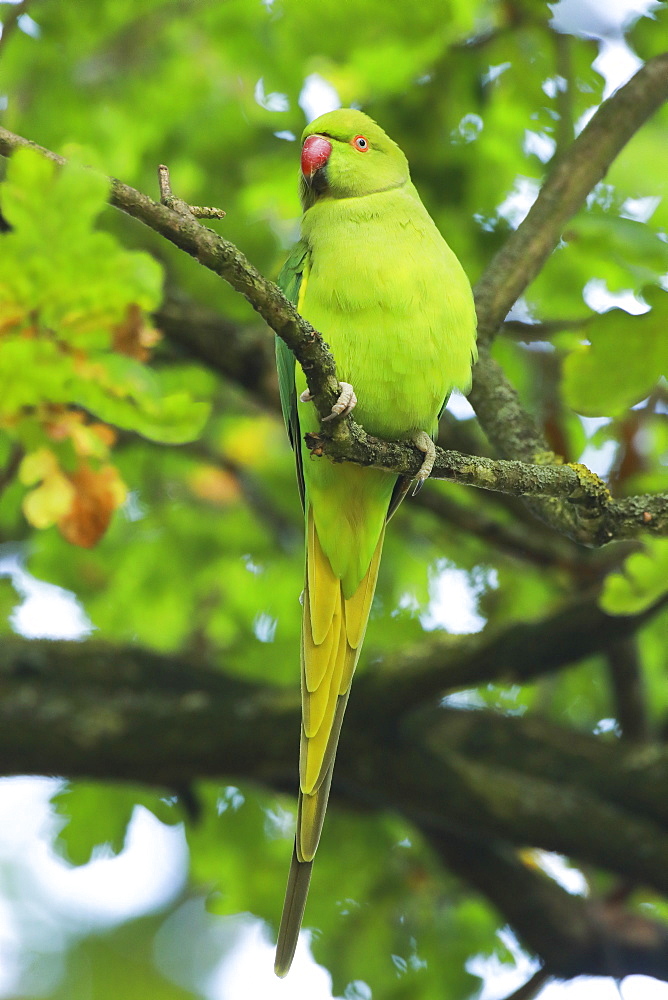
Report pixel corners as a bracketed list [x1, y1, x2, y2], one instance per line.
[411, 431, 436, 496]
[322, 382, 357, 421]
[300, 382, 358, 422]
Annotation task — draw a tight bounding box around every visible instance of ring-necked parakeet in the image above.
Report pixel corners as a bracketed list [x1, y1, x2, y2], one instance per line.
[274, 108, 477, 977]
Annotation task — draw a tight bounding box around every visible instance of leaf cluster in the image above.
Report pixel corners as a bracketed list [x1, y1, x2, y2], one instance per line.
[0, 2, 667, 999]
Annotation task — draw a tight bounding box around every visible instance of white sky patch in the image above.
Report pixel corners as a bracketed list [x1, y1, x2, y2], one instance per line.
[121, 490, 147, 522]
[620, 979, 668, 1000]
[549, 0, 659, 97]
[243, 554, 264, 575]
[263, 803, 294, 841]
[422, 562, 498, 635]
[583, 279, 650, 315]
[523, 130, 556, 163]
[496, 176, 540, 229]
[274, 130, 296, 142]
[17, 13, 40, 38]
[0, 779, 187, 927]
[520, 340, 555, 354]
[254, 78, 289, 113]
[0, 777, 188, 996]
[253, 612, 277, 643]
[0, 548, 93, 640]
[548, 0, 660, 38]
[594, 716, 622, 735]
[593, 36, 643, 96]
[469, 927, 540, 1000]
[445, 391, 475, 420]
[542, 74, 568, 98]
[482, 62, 512, 86]
[621, 195, 662, 223]
[441, 689, 487, 709]
[299, 74, 341, 124]
[587, 181, 616, 212]
[506, 296, 538, 324]
[579, 438, 618, 478]
[210, 918, 336, 1000]
[579, 415, 612, 437]
[527, 851, 588, 895]
[42, 806, 188, 926]
[451, 113, 484, 144]
[469, 925, 668, 999]
[574, 104, 599, 135]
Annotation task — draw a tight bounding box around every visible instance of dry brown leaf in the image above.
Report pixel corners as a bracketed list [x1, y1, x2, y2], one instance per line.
[58, 464, 127, 548]
[112, 303, 161, 361]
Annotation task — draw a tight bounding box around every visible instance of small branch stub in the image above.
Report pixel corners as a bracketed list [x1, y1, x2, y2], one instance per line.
[157, 164, 226, 221]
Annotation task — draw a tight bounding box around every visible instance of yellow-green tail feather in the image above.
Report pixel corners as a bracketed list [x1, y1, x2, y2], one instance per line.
[275, 507, 384, 974]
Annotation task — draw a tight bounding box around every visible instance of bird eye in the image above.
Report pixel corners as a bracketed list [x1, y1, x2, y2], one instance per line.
[353, 135, 369, 151]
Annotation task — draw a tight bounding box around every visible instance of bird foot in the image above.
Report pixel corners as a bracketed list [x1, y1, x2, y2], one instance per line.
[411, 431, 436, 495]
[299, 382, 357, 422]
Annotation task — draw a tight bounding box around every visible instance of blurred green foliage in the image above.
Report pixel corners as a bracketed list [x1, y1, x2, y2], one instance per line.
[0, 0, 667, 998]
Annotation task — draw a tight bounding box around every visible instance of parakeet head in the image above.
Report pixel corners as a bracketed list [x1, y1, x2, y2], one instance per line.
[299, 109, 409, 208]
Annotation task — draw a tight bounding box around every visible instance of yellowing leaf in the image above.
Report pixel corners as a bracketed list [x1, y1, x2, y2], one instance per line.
[23, 470, 75, 529]
[19, 447, 60, 487]
[189, 465, 241, 505]
[221, 415, 282, 468]
[70, 420, 116, 459]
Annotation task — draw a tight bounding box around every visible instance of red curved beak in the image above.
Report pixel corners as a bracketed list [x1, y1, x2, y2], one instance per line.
[301, 134, 332, 178]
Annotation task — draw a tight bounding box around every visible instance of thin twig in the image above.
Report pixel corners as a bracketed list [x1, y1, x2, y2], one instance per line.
[502, 317, 591, 340]
[500, 968, 551, 1000]
[0, 443, 23, 499]
[413, 486, 588, 570]
[158, 163, 226, 220]
[0, 0, 34, 57]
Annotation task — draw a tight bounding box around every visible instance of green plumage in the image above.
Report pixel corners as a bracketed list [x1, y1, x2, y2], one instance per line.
[275, 108, 477, 976]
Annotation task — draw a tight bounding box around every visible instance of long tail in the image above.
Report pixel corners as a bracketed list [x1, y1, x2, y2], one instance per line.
[274, 507, 384, 977]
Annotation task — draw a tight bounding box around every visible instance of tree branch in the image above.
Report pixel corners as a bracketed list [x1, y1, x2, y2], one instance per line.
[420, 707, 668, 830]
[361, 590, 668, 714]
[3, 634, 668, 979]
[607, 636, 649, 742]
[473, 52, 668, 347]
[304, 425, 668, 544]
[413, 485, 588, 570]
[2, 56, 667, 546]
[430, 830, 668, 982]
[153, 294, 278, 405]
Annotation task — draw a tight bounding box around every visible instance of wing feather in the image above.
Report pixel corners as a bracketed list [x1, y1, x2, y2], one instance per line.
[275, 240, 310, 510]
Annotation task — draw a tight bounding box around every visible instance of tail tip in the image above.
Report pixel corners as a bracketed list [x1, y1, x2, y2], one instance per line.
[274, 939, 297, 978]
[274, 957, 290, 979]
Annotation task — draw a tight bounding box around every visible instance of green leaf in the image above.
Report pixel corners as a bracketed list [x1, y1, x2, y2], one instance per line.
[600, 539, 668, 616]
[563, 286, 668, 416]
[0, 147, 208, 452]
[52, 782, 181, 866]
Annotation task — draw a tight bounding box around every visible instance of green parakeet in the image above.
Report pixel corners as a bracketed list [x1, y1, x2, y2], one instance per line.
[274, 108, 477, 976]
